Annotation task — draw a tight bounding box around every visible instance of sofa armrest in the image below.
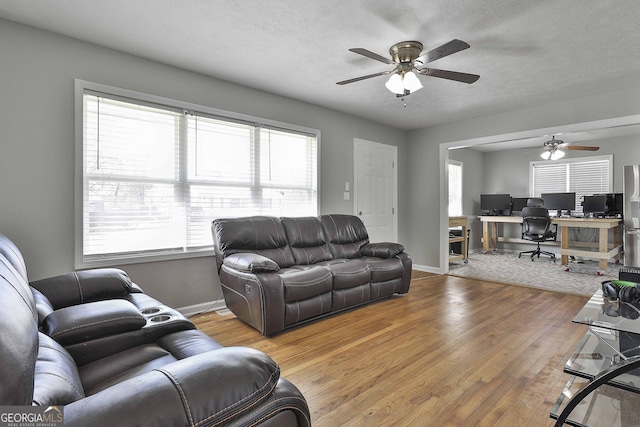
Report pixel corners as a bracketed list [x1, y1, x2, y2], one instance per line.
[361, 242, 405, 258]
[223, 252, 280, 272]
[30, 268, 135, 309]
[41, 300, 147, 346]
[63, 347, 310, 427]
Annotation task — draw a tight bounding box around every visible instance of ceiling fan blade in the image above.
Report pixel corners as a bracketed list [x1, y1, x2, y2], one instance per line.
[418, 68, 480, 84]
[418, 39, 470, 64]
[565, 145, 600, 151]
[336, 70, 392, 85]
[349, 48, 396, 65]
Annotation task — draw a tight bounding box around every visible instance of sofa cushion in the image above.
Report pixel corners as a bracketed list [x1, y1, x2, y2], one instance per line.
[0, 256, 39, 405]
[362, 257, 405, 283]
[323, 259, 370, 290]
[319, 214, 369, 259]
[213, 216, 295, 268]
[33, 333, 85, 405]
[280, 267, 333, 303]
[223, 253, 280, 272]
[281, 217, 333, 265]
[42, 300, 147, 346]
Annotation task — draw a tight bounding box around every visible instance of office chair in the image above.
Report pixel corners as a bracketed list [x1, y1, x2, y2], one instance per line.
[526, 197, 544, 208]
[518, 203, 557, 261]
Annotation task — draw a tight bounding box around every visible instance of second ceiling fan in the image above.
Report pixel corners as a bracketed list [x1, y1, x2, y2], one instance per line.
[336, 39, 480, 96]
[541, 136, 599, 160]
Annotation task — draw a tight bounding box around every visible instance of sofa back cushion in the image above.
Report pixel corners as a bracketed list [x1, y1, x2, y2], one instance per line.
[319, 214, 369, 259]
[281, 217, 332, 265]
[0, 254, 39, 405]
[0, 233, 29, 283]
[33, 333, 85, 405]
[212, 216, 295, 269]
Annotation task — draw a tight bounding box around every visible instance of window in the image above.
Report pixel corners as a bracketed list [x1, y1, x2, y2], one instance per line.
[530, 155, 613, 212]
[76, 81, 319, 266]
[448, 160, 463, 216]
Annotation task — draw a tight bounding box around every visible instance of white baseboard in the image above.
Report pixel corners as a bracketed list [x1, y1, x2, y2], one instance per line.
[177, 300, 227, 317]
[412, 264, 443, 275]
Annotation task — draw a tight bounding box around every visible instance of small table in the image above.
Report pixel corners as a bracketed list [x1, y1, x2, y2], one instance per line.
[551, 290, 640, 425]
[448, 216, 469, 263]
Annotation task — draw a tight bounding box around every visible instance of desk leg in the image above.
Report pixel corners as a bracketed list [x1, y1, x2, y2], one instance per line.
[482, 221, 489, 253]
[561, 225, 569, 266]
[489, 223, 497, 251]
[599, 228, 609, 271]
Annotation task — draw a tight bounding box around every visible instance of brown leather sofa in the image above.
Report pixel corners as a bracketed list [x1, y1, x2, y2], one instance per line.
[212, 214, 412, 336]
[0, 233, 310, 427]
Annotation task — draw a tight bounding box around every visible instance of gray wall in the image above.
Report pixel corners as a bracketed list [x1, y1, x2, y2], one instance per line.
[0, 19, 407, 310]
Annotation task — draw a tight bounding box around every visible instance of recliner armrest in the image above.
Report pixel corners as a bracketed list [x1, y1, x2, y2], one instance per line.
[41, 300, 147, 346]
[30, 268, 137, 309]
[63, 347, 310, 427]
[361, 242, 405, 258]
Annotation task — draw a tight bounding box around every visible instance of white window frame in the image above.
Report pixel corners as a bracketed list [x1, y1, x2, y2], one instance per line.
[74, 80, 320, 268]
[530, 154, 613, 213]
[448, 160, 463, 217]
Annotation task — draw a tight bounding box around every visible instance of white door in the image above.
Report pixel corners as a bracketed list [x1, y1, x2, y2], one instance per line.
[354, 138, 397, 242]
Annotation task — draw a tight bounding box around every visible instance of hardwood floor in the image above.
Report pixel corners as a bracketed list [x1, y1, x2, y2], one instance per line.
[191, 274, 590, 426]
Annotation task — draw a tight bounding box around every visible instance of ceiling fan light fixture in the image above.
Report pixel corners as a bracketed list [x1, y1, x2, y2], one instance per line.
[403, 71, 423, 93]
[550, 149, 565, 160]
[385, 73, 405, 94]
[540, 151, 551, 160]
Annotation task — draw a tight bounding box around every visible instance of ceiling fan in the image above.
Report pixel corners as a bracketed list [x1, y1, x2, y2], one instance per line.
[336, 39, 480, 96]
[541, 136, 599, 160]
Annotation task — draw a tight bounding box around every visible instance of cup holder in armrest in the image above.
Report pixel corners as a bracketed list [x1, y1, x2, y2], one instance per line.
[141, 307, 163, 315]
[148, 314, 172, 323]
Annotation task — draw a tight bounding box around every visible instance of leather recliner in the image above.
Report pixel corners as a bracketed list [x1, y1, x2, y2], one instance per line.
[0, 233, 310, 426]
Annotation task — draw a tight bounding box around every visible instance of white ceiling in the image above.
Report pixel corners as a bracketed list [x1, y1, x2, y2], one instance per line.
[1, 0, 640, 132]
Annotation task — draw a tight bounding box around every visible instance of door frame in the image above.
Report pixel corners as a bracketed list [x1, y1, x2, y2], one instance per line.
[353, 138, 398, 242]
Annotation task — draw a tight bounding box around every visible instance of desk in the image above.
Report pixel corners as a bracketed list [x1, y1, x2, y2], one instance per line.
[480, 216, 622, 271]
[553, 217, 622, 271]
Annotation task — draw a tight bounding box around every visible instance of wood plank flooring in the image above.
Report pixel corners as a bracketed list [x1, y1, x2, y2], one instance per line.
[191, 274, 590, 426]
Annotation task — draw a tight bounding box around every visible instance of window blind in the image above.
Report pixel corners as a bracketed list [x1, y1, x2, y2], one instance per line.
[81, 89, 318, 264]
[448, 161, 463, 216]
[531, 155, 612, 212]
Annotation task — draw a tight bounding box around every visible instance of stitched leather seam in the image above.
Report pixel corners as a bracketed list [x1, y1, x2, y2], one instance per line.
[156, 368, 195, 426]
[50, 316, 143, 338]
[201, 372, 279, 427]
[0, 271, 36, 318]
[244, 399, 311, 427]
[39, 341, 76, 363]
[283, 273, 332, 286]
[191, 369, 279, 427]
[72, 272, 84, 303]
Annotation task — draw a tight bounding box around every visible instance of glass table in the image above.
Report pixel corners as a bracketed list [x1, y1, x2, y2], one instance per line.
[551, 290, 640, 426]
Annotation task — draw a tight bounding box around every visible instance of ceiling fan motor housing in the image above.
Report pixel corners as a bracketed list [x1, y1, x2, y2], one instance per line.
[389, 41, 423, 66]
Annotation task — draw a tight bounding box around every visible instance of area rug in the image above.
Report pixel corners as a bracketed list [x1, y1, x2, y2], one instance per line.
[448, 251, 624, 296]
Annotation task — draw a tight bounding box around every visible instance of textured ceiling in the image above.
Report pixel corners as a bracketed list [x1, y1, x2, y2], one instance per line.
[1, 0, 640, 131]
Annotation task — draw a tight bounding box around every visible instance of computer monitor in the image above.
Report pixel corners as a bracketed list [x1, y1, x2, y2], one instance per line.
[596, 193, 623, 217]
[541, 192, 576, 216]
[511, 197, 529, 213]
[480, 193, 512, 216]
[582, 195, 607, 217]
